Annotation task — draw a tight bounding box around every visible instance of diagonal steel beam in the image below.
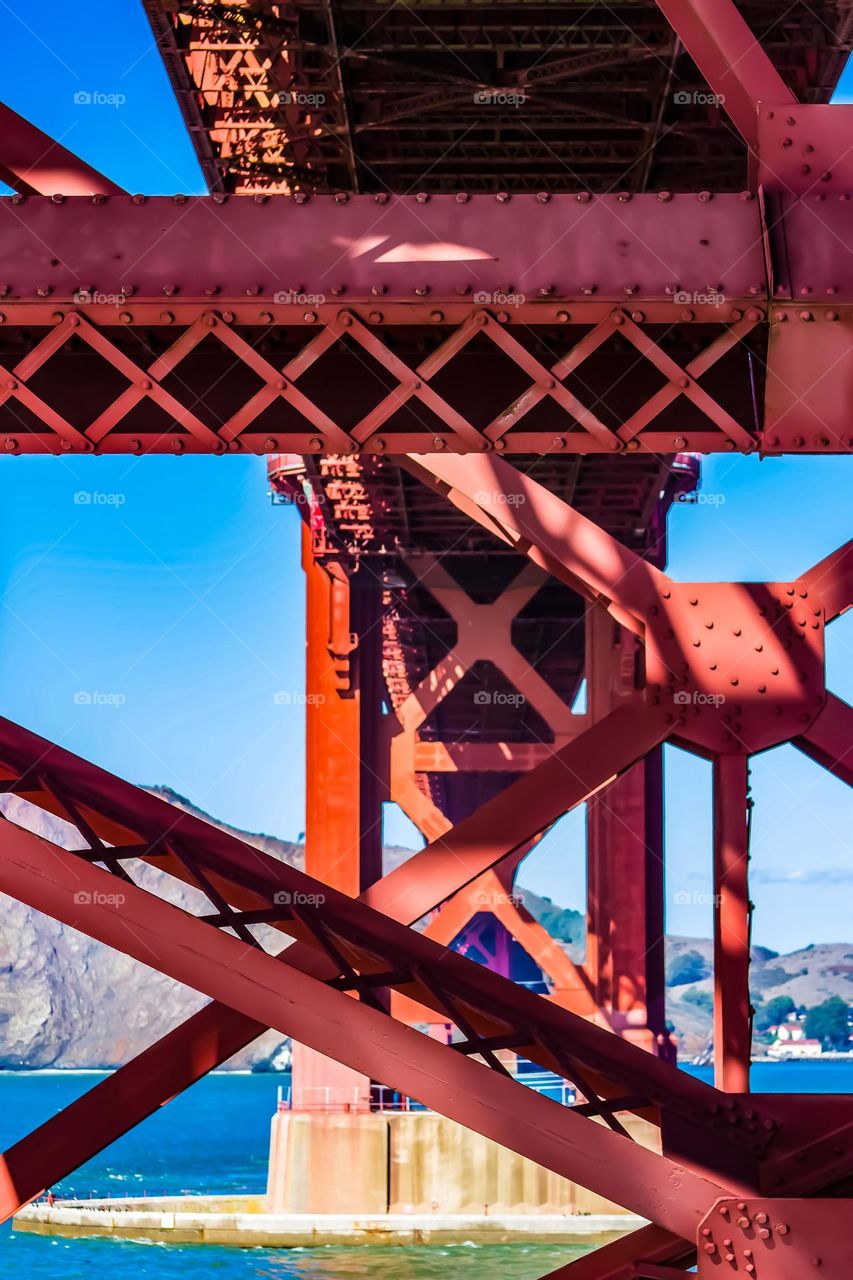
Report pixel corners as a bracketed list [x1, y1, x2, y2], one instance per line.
[404, 452, 666, 633]
[793, 692, 853, 789]
[801, 539, 853, 625]
[652, 0, 796, 151]
[540, 1224, 694, 1278]
[0, 701, 672, 1217]
[0, 821, 727, 1239]
[0, 102, 123, 196]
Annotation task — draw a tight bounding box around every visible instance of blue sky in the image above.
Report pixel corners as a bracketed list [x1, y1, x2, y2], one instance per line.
[0, 2, 851, 951]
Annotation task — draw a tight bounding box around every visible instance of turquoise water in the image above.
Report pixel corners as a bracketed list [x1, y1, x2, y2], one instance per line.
[0, 1062, 850, 1278]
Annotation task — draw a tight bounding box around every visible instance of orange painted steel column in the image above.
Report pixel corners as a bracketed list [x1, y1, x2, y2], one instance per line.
[585, 605, 667, 1052]
[712, 753, 752, 1093]
[294, 525, 384, 1109]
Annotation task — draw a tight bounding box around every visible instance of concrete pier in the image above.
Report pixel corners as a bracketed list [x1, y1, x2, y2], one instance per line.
[266, 1107, 661, 1217]
[14, 1196, 646, 1247]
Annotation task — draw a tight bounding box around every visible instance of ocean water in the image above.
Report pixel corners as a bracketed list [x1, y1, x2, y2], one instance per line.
[0, 1062, 850, 1278]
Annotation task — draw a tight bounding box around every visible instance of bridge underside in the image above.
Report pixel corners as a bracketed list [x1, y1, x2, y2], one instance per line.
[0, 0, 851, 1276]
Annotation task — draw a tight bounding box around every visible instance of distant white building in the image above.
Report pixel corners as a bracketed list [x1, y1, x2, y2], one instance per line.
[767, 1031, 822, 1059]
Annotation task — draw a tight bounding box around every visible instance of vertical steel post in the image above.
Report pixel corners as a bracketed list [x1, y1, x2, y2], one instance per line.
[585, 606, 668, 1052]
[712, 753, 752, 1092]
[294, 526, 385, 1108]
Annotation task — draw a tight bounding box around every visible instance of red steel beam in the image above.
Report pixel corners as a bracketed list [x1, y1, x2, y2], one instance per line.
[295, 525, 383, 1108]
[652, 0, 796, 151]
[0, 191, 765, 302]
[542, 1224, 693, 1279]
[0, 700, 670, 1217]
[0, 819, 728, 1238]
[405, 452, 666, 632]
[712, 754, 752, 1093]
[0, 103, 123, 197]
[801, 540, 853, 624]
[794, 693, 853, 789]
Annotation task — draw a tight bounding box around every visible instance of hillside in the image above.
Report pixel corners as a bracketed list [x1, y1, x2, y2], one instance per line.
[0, 788, 415, 1070]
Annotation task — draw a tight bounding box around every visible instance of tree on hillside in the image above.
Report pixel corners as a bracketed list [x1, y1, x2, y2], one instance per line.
[683, 988, 714, 1013]
[754, 995, 796, 1032]
[805, 996, 851, 1049]
[666, 949, 709, 986]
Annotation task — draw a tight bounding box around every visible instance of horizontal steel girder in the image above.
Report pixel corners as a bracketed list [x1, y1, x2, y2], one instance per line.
[0, 186, 849, 454]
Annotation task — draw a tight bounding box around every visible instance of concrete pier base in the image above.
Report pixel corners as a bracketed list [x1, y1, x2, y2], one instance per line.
[14, 1196, 646, 1247]
[266, 1108, 660, 1216]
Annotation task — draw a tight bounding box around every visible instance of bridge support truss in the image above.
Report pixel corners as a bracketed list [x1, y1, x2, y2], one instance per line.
[0, 0, 851, 1272]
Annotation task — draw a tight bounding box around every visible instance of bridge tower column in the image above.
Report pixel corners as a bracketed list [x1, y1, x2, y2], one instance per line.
[292, 523, 387, 1110]
[585, 604, 669, 1056]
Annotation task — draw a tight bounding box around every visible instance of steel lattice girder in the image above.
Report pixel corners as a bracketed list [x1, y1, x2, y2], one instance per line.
[0, 699, 673, 1216]
[0, 182, 849, 454]
[0, 716, 850, 1250]
[139, 0, 850, 194]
